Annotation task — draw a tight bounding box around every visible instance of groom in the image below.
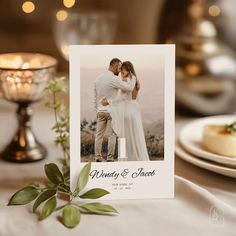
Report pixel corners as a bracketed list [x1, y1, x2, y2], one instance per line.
[94, 58, 135, 162]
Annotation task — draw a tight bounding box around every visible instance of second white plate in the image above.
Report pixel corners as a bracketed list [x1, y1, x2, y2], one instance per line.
[175, 142, 236, 178]
[179, 115, 236, 168]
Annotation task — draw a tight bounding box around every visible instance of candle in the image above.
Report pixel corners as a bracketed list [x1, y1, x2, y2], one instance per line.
[118, 138, 127, 160]
[0, 55, 43, 69]
[0, 52, 57, 163]
[0, 53, 57, 103]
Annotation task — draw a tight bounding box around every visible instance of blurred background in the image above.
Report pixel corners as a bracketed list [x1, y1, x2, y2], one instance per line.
[1, 0, 236, 116]
[0, 0, 164, 72]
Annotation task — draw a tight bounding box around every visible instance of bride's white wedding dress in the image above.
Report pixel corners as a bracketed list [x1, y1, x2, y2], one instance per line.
[109, 77, 150, 161]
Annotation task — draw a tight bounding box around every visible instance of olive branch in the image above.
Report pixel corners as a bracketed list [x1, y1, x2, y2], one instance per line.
[7, 77, 118, 228]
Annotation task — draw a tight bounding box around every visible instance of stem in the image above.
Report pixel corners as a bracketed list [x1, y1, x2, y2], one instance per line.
[51, 90, 69, 171]
[53, 92, 59, 124]
[58, 185, 72, 195]
[55, 204, 67, 211]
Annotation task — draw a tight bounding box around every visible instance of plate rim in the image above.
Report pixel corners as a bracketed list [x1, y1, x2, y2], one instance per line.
[175, 141, 236, 178]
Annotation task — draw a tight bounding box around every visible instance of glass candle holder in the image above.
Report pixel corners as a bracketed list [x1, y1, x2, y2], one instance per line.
[0, 53, 57, 162]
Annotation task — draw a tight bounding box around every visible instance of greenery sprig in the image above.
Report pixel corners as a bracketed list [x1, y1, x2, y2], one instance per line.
[45, 77, 70, 177]
[8, 77, 118, 228]
[225, 121, 236, 133]
[8, 162, 117, 228]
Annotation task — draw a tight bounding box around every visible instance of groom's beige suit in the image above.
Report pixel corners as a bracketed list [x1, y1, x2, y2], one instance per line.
[94, 71, 136, 161]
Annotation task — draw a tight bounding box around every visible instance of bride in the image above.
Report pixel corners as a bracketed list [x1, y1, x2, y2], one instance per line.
[102, 61, 149, 161]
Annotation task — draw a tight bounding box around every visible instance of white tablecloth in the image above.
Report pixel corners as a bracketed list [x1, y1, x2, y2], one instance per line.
[0, 101, 235, 236]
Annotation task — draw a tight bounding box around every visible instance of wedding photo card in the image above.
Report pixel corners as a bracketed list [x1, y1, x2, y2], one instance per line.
[70, 45, 175, 200]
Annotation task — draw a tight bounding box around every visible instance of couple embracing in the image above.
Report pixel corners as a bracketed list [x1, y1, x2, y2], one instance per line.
[94, 58, 149, 162]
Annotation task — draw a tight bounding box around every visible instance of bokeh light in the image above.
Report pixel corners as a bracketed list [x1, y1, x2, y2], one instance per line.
[22, 1, 35, 14]
[63, 0, 76, 8]
[208, 5, 221, 17]
[56, 10, 68, 22]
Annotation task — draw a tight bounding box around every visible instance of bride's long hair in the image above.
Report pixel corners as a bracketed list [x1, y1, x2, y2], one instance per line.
[121, 61, 140, 90]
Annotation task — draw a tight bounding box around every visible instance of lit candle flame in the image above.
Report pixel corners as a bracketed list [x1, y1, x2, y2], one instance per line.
[0, 56, 41, 69]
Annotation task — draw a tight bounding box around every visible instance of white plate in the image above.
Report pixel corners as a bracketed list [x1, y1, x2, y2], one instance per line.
[179, 115, 236, 168]
[175, 142, 236, 178]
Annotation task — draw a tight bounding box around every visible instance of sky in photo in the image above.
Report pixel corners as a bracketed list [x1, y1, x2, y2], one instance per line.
[80, 53, 164, 70]
[80, 53, 165, 130]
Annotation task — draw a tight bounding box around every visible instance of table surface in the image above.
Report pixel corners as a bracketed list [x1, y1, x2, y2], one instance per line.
[0, 100, 235, 236]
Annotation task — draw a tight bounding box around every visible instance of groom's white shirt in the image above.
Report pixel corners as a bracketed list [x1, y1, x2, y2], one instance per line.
[94, 71, 136, 113]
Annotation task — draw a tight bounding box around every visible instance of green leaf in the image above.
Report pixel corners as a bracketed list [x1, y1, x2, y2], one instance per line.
[79, 188, 110, 199]
[44, 163, 64, 185]
[63, 205, 81, 228]
[33, 189, 57, 212]
[80, 202, 118, 215]
[8, 186, 39, 205]
[39, 196, 57, 220]
[74, 163, 91, 196]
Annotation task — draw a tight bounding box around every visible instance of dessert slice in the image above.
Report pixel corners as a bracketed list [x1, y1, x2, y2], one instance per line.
[202, 123, 236, 157]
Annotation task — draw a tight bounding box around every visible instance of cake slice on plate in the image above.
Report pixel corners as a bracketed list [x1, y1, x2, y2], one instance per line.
[202, 122, 236, 158]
